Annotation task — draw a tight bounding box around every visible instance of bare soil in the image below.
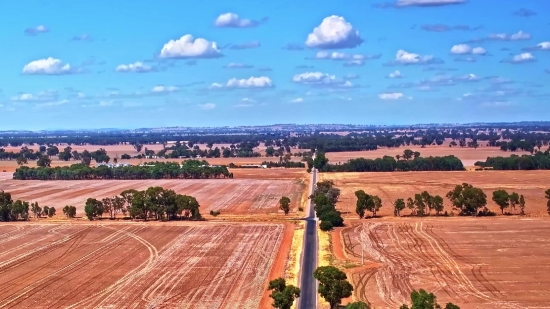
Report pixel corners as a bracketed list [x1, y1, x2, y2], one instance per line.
[0, 222, 290, 309]
[320, 171, 550, 217]
[338, 218, 550, 309]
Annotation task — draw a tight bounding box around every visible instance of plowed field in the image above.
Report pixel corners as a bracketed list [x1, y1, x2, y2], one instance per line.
[0, 223, 289, 309]
[320, 171, 550, 217]
[339, 218, 550, 309]
[0, 175, 305, 216]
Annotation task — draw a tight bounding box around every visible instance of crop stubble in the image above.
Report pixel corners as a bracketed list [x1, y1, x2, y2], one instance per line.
[339, 219, 550, 309]
[0, 223, 289, 309]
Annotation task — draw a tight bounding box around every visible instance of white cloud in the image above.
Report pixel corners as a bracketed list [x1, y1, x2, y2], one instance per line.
[293, 72, 356, 88]
[151, 86, 179, 93]
[35, 100, 69, 108]
[291, 98, 304, 103]
[305, 16, 363, 49]
[314, 51, 366, 60]
[388, 70, 403, 78]
[22, 58, 75, 75]
[159, 35, 222, 59]
[480, 101, 513, 107]
[199, 103, 216, 110]
[451, 45, 486, 55]
[343, 60, 364, 67]
[210, 76, 274, 89]
[99, 101, 113, 107]
[472, 47, 486, 55]
[234, 103, 254, 108]
[214, 13, 258, 28]
[396, 0, 465, 6]
[24, 25, 49, 35]
[224, 62, 254, 69]
[510, 53, 536, 63]
[11, 90, 58, 102]
[523, 41, 550, 51]
[379, 93, 404, 100]
[115, 62, 155, 73]
[489, 30, 531, 41]
[393, 50, 435, 64]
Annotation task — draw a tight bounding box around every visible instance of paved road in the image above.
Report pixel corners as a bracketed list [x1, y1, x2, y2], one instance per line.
[297, 167, 318, 309]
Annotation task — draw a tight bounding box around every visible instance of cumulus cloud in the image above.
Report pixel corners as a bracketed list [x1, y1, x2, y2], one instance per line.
[115, 62, 156, 73]
[379, 93, 404, 100]
[230, 41, 261, 49]
[503, 53, 536, 64]
[305, 16, 363, 49]
[22, 58, 77, 75]
[24, 25, 49, 35]
[210, 76, 274, 89]
[293, 72, 354, 88]
[454, 57, 477, 62]
[396, 0, 465, 7]
[522, 42, 550, 51]
[488, 30, 531, 41]
[291, 98, 304, 103]
[151, 86, 179, 93]
[224, 63, 254, 69]
[388, 50, 441, 65]
[159, 35, 222, 59]
[214, 13, 261, 28]
[313, 51, 381, 63]
[388, 70, 403, 78]
[199, 103, 216, 110]
[450, 44, 486, 55]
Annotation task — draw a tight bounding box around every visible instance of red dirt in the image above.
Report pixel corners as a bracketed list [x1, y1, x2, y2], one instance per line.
[0, 222, 288, 309]
[338, 218, 550, 309]
[259, 223, 295, 309]
[320, 171, 550, 217]
[0, 177, 305, 216]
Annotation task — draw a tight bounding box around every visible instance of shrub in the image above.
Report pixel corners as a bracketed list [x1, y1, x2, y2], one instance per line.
[320, 221, 333, 231]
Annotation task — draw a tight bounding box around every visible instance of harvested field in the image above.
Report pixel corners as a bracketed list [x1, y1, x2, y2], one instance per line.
[0, 222, 290, 309]
[326, 146, 530, 167]
[0, 175, 305, 216]
[320, 171, 550, 217]
[339, 218, 550, 309]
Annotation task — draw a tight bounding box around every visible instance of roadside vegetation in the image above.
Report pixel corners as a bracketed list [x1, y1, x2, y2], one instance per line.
[310, 181, 345, 231]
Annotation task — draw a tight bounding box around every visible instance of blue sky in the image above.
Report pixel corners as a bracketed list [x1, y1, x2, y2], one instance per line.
[0, 0, 549, 130]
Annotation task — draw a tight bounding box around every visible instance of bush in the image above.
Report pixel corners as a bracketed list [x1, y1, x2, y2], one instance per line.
[298, 207, 304, 212]
[209, 210, 221, 217]
[319, 221, 334, 231]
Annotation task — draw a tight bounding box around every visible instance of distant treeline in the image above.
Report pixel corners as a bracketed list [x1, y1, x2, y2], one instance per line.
[475, 151, 550, 170]
[12, 160, 233, 180]
[312, 151, 464, 172]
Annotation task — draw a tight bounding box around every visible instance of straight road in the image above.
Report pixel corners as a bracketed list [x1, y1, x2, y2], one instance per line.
[297, 167, 318, 309]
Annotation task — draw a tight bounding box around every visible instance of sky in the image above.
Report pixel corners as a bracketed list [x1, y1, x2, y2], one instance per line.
[0, 0, 549, 130]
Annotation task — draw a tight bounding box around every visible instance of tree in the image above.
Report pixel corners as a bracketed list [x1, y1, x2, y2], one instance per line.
[519, 194, 526, 215]
[546, 189, 550, 215]
[47, 207, 56, 217]
[492, 190, 510, 214]
[394, 198, 406, 216]
[400, 289, 460, 309]
[346, 302, 370, 309]
[403, 149, 414, 161]
[407, 197, 415, 216]
[31, 202, 42, 218]
[370, 195, 382, 217]
[267, 278, 300, 309]
[432, 195, 444, 215]
[314, 266, 353, 309]
[320, 221, 334, 231]
[313, 152, 329, 170]
[42, 206, 50, 217]
[84, 198, 103, 220]
[63, 205, 77, 218]
[37, 155, 52, 167]
[133, 143, 143, 153]
[509, 192, 519, 212]
[446, 183, 487, 216]
[81, 150, 92, 166]
[355, 190, 368, 219]
[414, 194, 426, 217]
[16, 155, 27, 166]
[279, 196, 291, 215]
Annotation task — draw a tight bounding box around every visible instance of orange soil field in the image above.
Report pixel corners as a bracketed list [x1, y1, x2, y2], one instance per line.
[0, 174, 305, 216]
[320, 171, 550, 217]
[338, 218, 550, 309]
[0, 222, 290, 309]
[326, 146, 530, 167]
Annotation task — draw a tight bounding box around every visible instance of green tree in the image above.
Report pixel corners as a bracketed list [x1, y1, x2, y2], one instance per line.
[37, 155, 52, 167]
[279, 196, 291, 215]
[345, 301, 370, 309]
[546, 189, 550, 215]
[30, 202, 42, 218]
[519, 194, 526, 215]
[432, 195, 444, 215]
[267, 278, 300, 309]
[492, 190, 510, 214]
[355, 190, 368, 219]
[42, 206, 50, 217]
[400, 289, 460, 309]
[414, 194, 426, 217]
[394, 198, 406, 216]
[403, 149, 414, 160]
[313, 152, 329, 171]
[446, 183, 487, 216]
[16, 155, 27, 166]
[47, 206, 56, 217]
[84, 198, 102, 220]
[313, 266, 353, 309]
[320, 220, 334, 231]
[63, 205, 77, 218]
[407, 197, 415, 216]
[509, 192, 520, 212]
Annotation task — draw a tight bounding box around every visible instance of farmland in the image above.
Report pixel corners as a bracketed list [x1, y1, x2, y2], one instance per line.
[0, 172, 306, 216]
[337, 218, 550, 309]
[320, 171, 550, 217]
[0, 222, 292, 309]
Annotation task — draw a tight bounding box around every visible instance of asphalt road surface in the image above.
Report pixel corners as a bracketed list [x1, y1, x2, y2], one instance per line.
[297, 167, 318, 309]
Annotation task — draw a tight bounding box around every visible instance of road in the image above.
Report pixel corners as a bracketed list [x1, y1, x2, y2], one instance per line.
[297, 167, 318, 309]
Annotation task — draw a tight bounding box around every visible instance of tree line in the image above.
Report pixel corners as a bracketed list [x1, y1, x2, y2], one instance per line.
[310, 181, 345, 231]
[475, 150, 550, 170]
[268, 266, 459, 309]
[310, 151, 464, 173]
[85, 187, 201, 221]
[352, 184, 538, 218]
[12, 160, 233, 180]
